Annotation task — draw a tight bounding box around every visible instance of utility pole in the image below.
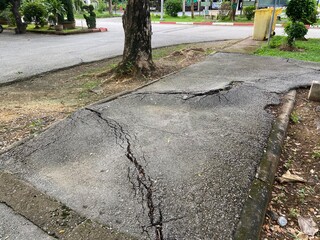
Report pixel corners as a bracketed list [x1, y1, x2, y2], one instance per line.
[160, 0, 164, 20]
[182, 0, 186, 16]
[267, 0, 276, 45]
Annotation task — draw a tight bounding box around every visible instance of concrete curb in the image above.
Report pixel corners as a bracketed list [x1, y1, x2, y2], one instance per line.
[0, 171, 136, 240]
[4, 27, 108, 35]
[234, 90, 296, 240]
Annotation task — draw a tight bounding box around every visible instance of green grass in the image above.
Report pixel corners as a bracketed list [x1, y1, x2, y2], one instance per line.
[25, 24, 86, 32]
[255, 36, 320, 63]
[151, 14, 255, 23]
[152, 44, 188, 60]
[74, 11, 121, 19]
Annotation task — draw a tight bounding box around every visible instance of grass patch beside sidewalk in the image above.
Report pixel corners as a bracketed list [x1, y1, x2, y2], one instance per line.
[255, 36, 320, 63]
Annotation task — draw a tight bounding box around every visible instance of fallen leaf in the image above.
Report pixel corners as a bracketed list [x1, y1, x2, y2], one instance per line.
[297, 232, 309, 240]
[278, 170, 307, 183]
[298, 216, 319, 236]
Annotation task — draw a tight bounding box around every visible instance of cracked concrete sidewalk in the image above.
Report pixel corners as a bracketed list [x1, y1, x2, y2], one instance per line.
[0, 51, 320, 239]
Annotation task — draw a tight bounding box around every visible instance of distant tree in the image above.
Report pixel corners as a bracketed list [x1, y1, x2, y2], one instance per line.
[116, 0, 155, 77]
[165, 0, 181, 17]
[22, 1, 47, 28]
[10, 0, 26, 33]
[191, 0, 194, 18]
[61, 0, 74, 21]
[108, 0, 112, 14]
[46, 0, 66, 25]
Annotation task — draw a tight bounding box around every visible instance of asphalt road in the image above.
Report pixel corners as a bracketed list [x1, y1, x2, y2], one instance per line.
[1, 53, 319, 239]
[1, 17, 319, 85]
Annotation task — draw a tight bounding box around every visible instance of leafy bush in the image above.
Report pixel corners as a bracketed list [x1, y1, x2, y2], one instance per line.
[83, 5, 96, 28]
[218, 1, 231, 20]
[0, 4, 15, 25]
[268, 35, 285, 48]
[284, 21, 308, 46]
[22, 1, 47, 28]
[0, 0, 9, 11]
[61, 0, 75, 21]
[286, 0, 317, 24]
[164, 0, 181, 17]
[97, 0, 106, 13]
[45, 0, 66, 25]
[243, 6, 255, 20]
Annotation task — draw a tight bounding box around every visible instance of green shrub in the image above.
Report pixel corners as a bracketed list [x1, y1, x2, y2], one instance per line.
[164, 0, 181, 17]
[22, 1, 47, 28]
[268, 35, 285, 48]
[284, 21, 308, 46]
[45, 0, 66, 25]
[97, 0, 106, 13]
[0, 0, 9, 11]
[83, 4, 96, 28]
[0, 4, 15, 26]
[286, 0, 317, 24]
[243, 6, 255, 20]
[218, 1, 231, 20]
[61, 0, 75, 21]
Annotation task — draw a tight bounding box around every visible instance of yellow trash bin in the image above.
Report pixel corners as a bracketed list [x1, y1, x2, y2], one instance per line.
[271, 8, 282, 34]
[253, 8, 272, 41]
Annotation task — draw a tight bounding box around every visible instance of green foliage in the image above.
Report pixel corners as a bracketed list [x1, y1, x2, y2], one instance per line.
[164, 0, 181, 17]
[285, 21, 308, 46]
[290, 111, 300, 124]
[83, 5, 96, 28]
[268, 35, 285, 48]
[219, 1, 231, 20]
[0, 4, 15, 25]
[288, 208, 299, 218]
[74, 0, 83, 12]
[61, 0, 74, 21]
[22, 1, 47, 27]
[45, 0, 66, 24]
[312, 150, 320, 159]
[255, 36, 320, 62]
[243, 6, 255, 20]
[97, 0, 106, 13]
[286, 0, 317, 24]
[0, 0, 9, 11]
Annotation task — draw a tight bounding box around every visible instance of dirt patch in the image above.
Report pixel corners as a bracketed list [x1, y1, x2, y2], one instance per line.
[0, 40, 239, 151]
[261, 89, 320, 239]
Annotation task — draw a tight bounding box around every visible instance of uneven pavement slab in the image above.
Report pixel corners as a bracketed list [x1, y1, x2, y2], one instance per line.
[0, 53, 319, 239]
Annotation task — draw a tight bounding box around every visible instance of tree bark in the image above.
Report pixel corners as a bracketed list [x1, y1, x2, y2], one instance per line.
[10, 0, 26, 34]
[117, 0, 155, 77]
[191, 0, 194, 18]
[108, 0, 112, 15]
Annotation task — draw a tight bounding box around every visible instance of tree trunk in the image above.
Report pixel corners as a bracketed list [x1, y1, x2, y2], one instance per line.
[117, 0, 155, 77]
[191, 0, 194, 18]
[108, 0, 112, 15]
[10, 0, 26, 34]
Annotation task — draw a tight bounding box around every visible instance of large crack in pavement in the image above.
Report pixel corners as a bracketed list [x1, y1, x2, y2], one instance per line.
[85, 107, 164, 240]
[132, 81, 243, 102]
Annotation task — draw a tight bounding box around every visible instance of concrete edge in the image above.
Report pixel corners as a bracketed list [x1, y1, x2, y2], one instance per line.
[233, 90, 296, 240]
[0, 171, 136, 240]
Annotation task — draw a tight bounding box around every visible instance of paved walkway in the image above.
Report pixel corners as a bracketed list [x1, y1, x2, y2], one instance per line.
[0, 41, 319, 239]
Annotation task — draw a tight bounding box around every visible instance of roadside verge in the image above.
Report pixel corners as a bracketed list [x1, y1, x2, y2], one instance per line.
[234, 90, 296, 239]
